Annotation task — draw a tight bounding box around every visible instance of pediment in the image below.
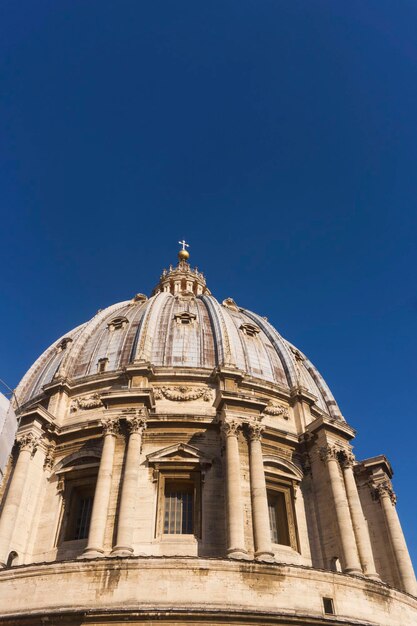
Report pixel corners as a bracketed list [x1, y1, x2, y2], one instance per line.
[263, 455, 303, 481]
[146, 443, 211, 466]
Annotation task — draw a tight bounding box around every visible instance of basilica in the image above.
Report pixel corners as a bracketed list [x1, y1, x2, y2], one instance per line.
[0, 246, 415, 625]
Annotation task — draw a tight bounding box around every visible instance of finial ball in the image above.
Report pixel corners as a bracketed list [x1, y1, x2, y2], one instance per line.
[178, 249, 190, 261]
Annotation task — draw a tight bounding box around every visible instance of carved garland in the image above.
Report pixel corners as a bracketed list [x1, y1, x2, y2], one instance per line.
[70, 394, 103, 412]
[263, 402, 290, 419]
[153, 386, 212, 402]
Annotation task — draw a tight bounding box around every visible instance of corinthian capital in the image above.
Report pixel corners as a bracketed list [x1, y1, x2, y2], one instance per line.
[338, 449, 355, 469]
[122, 408, 147, 434]
[221, 420, 241, 438]
[17, 432, 40, 454]
[246, 421, 265, 442]
[319, 444, 339, 463]
[101, 416, 121, 436]
[373, 481, 397, 505]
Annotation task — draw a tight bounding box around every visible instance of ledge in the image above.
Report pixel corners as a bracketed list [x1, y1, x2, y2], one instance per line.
[0, 556, 415, 626]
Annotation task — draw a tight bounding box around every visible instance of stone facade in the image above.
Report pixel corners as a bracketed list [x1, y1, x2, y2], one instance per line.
[0, 251, 415, 625]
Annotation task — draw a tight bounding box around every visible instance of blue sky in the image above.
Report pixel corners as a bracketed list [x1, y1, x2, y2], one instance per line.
[1, 1, 417, 566]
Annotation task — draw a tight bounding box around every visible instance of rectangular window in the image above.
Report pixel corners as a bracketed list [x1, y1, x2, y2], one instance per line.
[323, 597, 335, 615]
[268, 490, 290, 546]
[64, 486, 95, 541]
[164, 481, 194, 534]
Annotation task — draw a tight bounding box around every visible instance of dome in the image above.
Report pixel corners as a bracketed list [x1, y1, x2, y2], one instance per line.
[1, 249, 416, 626]
[17, 255, 341, 422]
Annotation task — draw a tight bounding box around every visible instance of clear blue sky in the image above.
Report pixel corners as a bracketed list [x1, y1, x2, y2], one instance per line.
[1, 1, 417, 566]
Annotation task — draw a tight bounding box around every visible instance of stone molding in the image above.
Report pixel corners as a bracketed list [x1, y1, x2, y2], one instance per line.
[153, 385, 212, 402]
[43, 442, 56, 471]
[300, 453, 312, 476]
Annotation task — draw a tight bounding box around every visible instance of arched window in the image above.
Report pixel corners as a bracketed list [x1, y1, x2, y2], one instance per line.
[107, 317, 128, 331]
[6, 551, 18, 567]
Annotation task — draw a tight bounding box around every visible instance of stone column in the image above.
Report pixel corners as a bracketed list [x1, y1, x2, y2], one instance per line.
[82, 417, 119, 558]
[0, 433, 39, 567]
[112, 412, 146, 556]
[247, 421, 274, 560]
[339, 451, 379, 580]
[320, 445, 362, 575]
[375, 481, 416, 595]
[222, 421, 247, 558]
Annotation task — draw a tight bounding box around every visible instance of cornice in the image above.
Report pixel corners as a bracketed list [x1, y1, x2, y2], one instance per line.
[355, 455, 393, 479]
[214, 389, 269, 413]
[305, 415, 356, 440]
[16, 404, 56, 429]
[100, 388, 155, 410]
[290, 385, 318, 407]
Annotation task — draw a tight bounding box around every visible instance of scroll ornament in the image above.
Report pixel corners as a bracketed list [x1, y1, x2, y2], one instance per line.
[263, 402, 289, 419]
[153, 386, 212, 402]
[70, 393, 103, 412]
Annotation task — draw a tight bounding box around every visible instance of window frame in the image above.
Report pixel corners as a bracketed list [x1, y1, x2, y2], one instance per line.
[156, 469, 201, 539]
[265, 473, 299, 552]
[55, 462, 98, 546]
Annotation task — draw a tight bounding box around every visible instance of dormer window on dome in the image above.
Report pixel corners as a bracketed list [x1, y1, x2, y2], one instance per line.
[107, 317, 128, 331]
[174, 312, 197, 325]
[56, 337, 72, 352]
[97, 357, 108, 373]
[240, 323, 260, 337]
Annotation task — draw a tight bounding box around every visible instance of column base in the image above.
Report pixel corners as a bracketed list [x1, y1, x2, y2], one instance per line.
[227, 548, 251, 560]
[344, 567, 363, 575]
[255, 550, 275, 563]
[111, 545, 134, 557]
[366, 572, 382, 582]
[79, 547, 105, 559]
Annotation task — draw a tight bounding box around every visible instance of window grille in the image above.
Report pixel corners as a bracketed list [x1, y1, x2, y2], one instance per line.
[74, 495, 93, 540]
[163, 482, 194, 534]
[267, 491, 291, 546]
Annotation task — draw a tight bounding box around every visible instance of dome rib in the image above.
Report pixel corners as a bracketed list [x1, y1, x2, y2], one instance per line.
[16, 279, 344, 421]
[241, 309, 298, 387]
[59, 302, 131, 379]
[201, 295, 233, 367]
[302, 355, 343, 420]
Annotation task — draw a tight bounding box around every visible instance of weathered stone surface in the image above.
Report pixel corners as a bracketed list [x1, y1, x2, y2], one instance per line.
[0, 252, 415, 624]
